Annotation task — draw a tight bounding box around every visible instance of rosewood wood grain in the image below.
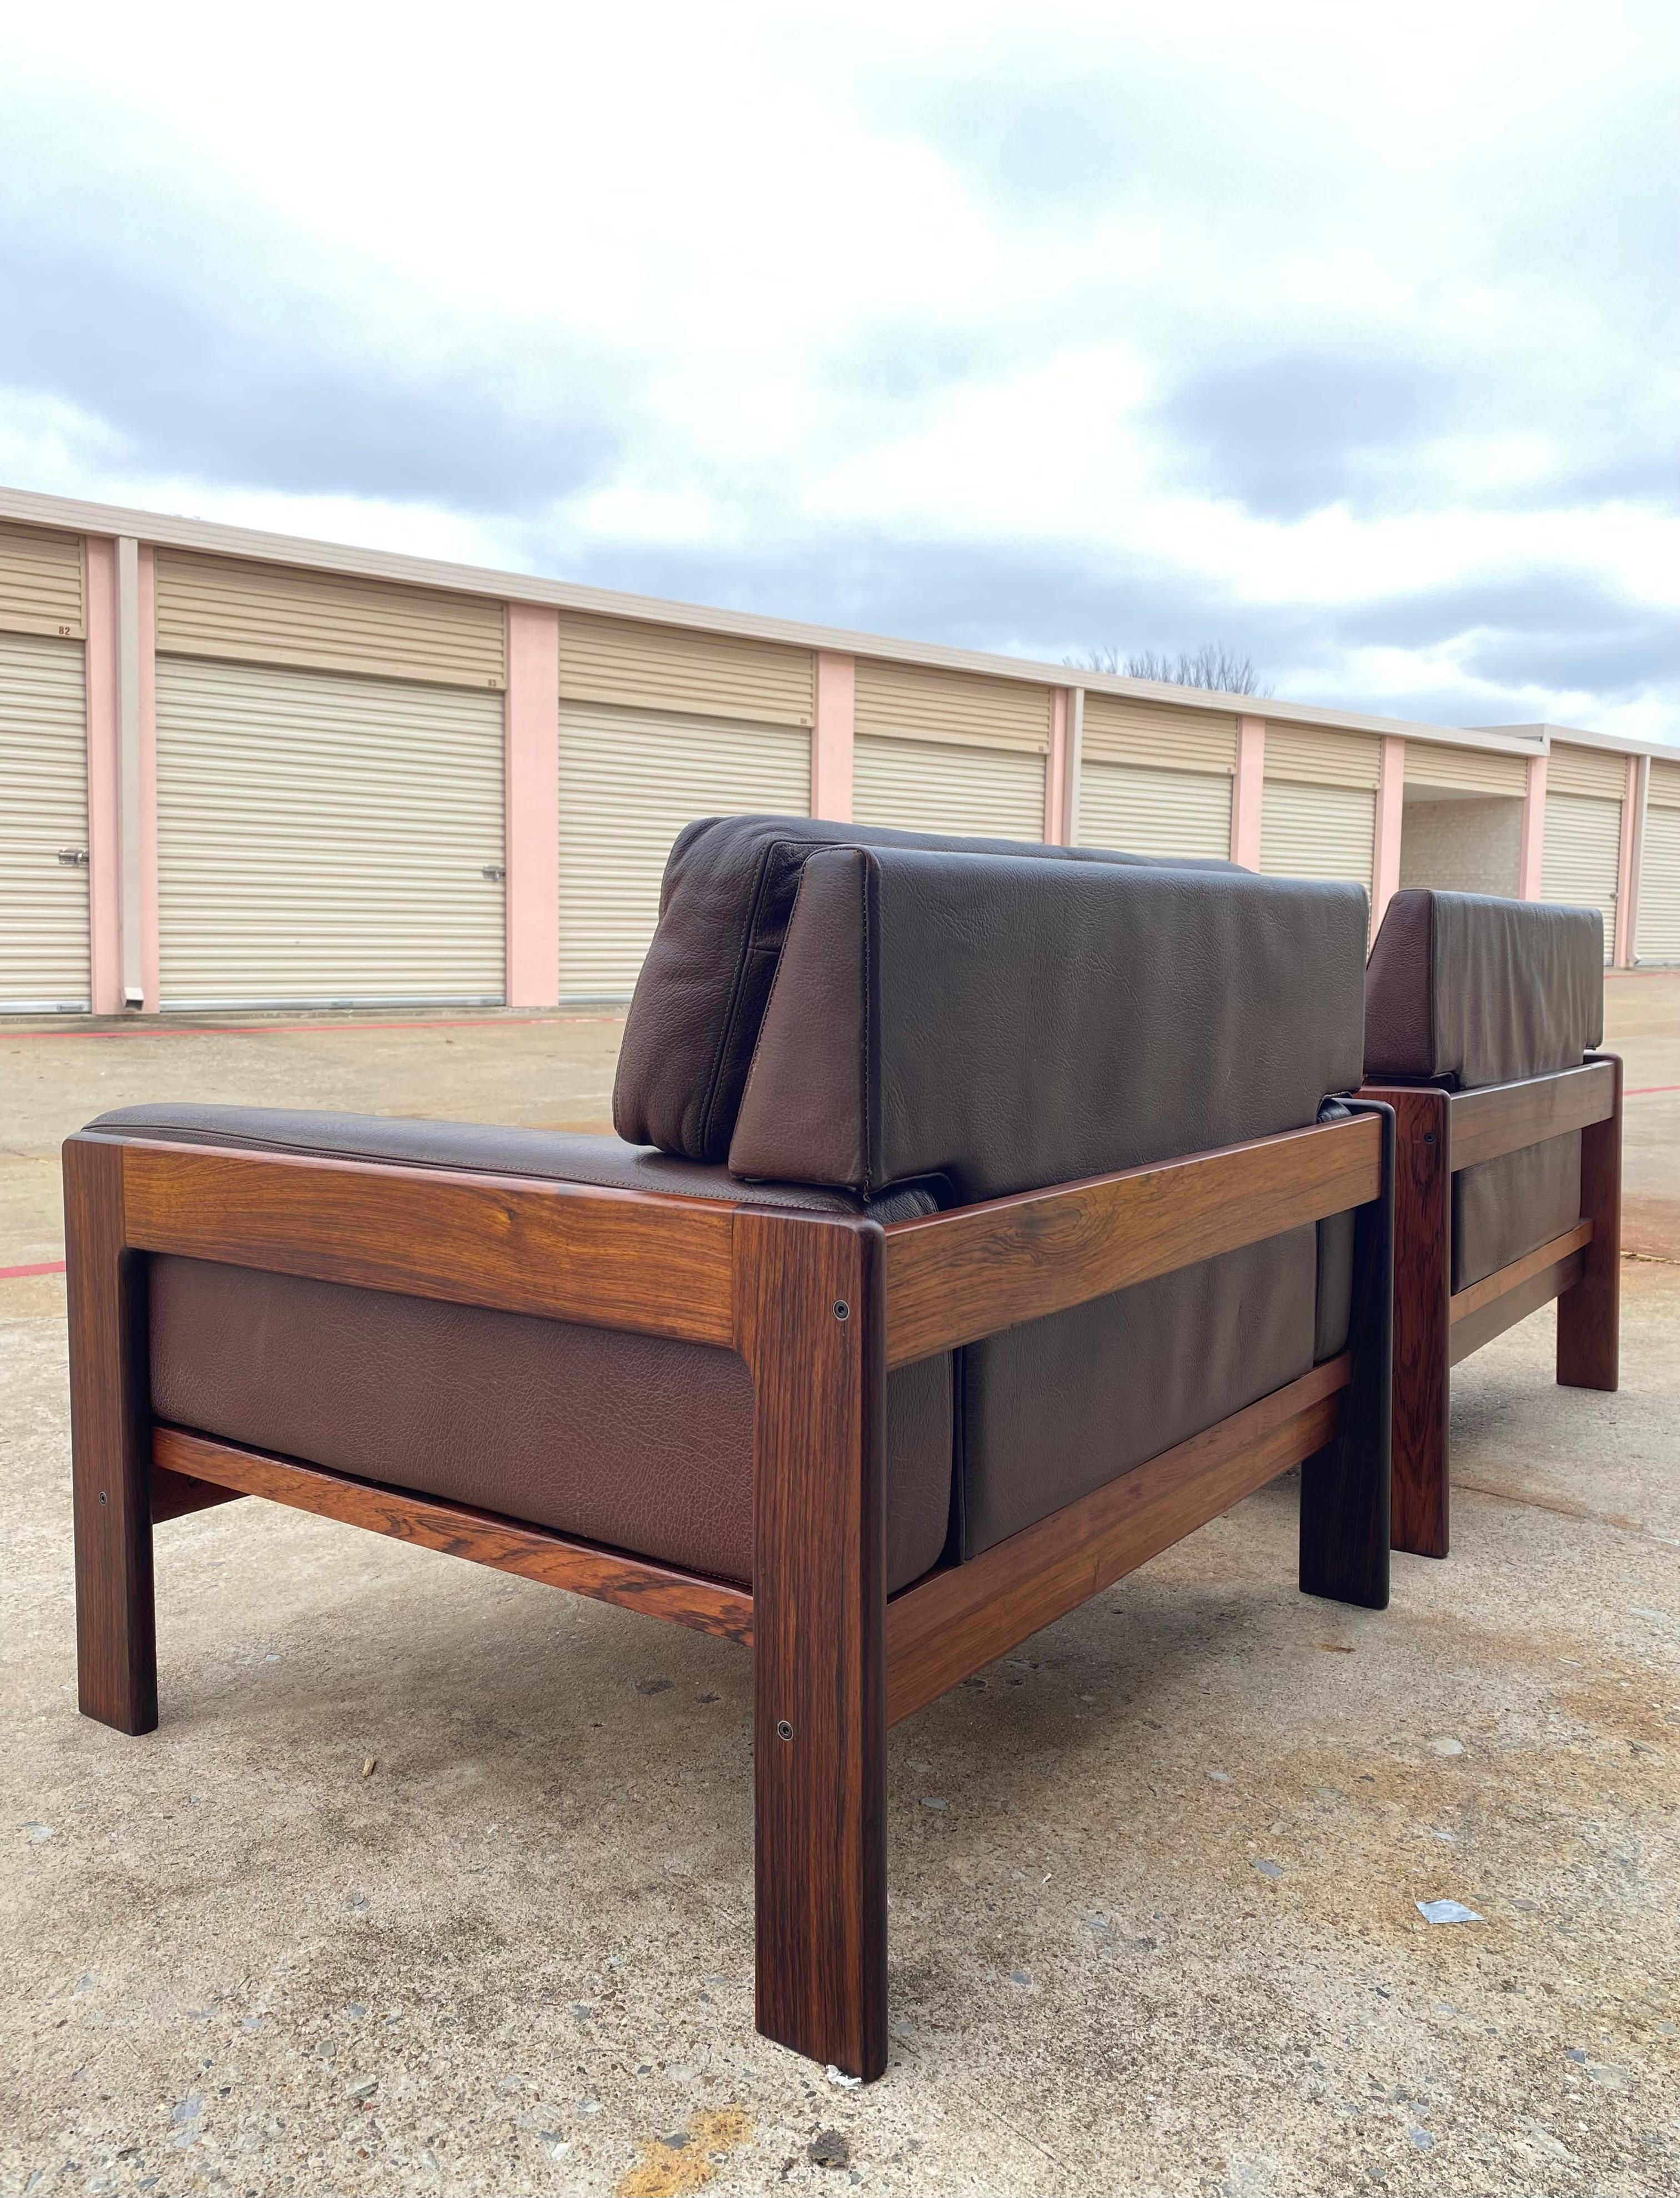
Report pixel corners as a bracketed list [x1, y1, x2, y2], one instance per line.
[64, 1135, 158, 1734]
[1299, 1100, 1393, 1610]
[737, 1213, 887, 2083]
[1449, 1251, 1586, 1366]
[884, 1357, 1349, 1727]
[882, 1113, 1382, 1369]
[1446, 1059, 1615, 1173]
[1363, 1085, 1452, 1560]
[150, 1464, 247, 1523]
[1557, 1052, 1621, 1393]
[102, 1135, 737, 1346]
[152, 1425, 754, 1643]
[1448, 1221, 1592, 1329]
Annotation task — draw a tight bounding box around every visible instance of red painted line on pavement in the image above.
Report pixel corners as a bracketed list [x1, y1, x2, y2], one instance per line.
[1626, 1083, 1680, 1096]
[0, 1014, 623, 1042]
[1, 1260, 66, 1279]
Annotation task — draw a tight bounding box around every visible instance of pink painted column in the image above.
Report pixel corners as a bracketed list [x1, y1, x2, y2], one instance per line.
[1231, 715, 1266, 869]
[812, 652, 854, 822]
[1518, 753, 1548, 899]
[504, 603, 562, 1008]
[1064, 688, 1084, 844]
[136, 548, 160, 1011]
[1043, 689, 1070, 844]
[83, 539, 123, 1015]
[1615, 752, 1645, 968]
[1372, 734, 1406, 932]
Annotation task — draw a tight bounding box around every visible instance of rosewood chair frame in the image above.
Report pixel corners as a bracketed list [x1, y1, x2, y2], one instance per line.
[66, 1102, 1392, 2082]
[1358, 1052, 1621, 1560]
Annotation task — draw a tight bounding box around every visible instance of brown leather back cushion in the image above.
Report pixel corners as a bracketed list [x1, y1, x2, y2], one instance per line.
[1364, 889, 1602, 1087]
[728, 844, 1368, 1200]
[612, 814, 1236, 1163]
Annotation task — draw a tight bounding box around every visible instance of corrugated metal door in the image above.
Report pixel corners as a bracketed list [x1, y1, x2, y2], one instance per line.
[852, 737, 1045, 840]
[1078, 762, 1232, 859]
[0, 632, 90, 1010]
[1638, 807, 1680, 963]
[557, 705, 811, 998]
[155, 658, 505, 1008]
[1259, 781, 1377, 898]
[1543, 792, 1621, 964]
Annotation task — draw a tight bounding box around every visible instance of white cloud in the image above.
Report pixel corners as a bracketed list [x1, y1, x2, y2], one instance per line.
[0, 0, 1677, 739]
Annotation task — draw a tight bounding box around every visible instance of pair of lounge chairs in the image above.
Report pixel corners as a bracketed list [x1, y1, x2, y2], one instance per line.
[64, 817, 1618, 2080]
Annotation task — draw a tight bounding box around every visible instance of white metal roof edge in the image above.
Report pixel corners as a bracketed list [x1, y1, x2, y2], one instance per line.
[1478, 722, 1680, 764]
[3, 480, 1664, 763]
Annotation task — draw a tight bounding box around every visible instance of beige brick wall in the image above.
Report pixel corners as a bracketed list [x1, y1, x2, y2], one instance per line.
[1398, 795, 1523, 898]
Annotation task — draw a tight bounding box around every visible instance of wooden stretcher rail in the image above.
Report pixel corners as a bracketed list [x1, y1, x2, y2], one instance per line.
[152, 1424, 756, 1644]
[881, 1114, 1382, 1369]
[1448, 1220, 1593, 1329]
[883, 1354, 1350, 1724]
[1448, 1248, 1588, 1366]
[1446, 1059, 1614, 1174]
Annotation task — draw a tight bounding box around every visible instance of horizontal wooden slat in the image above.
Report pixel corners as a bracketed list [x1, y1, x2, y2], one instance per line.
[1448, 1220, 1591, 1327]
[103, 1137, 738, 1346]
[884, 1357, 1349, 1724]
[154, 1425, 754, 1643]
[1447, 1060, 1614, 1172]
[882, 1114, 1381, 1369]
[1448, 1252, 1584, 1365]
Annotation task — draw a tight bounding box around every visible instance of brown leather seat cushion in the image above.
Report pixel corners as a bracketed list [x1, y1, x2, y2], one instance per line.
[1364, 889, 1603, 1289]
[92, 1110, 954, 1592]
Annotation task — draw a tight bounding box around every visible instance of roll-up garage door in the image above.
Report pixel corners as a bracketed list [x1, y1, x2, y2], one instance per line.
[1259, 783, 1376, 898]
[1078, 693, 1234, 859]
[1638, 807, 1680, 963]
[557, 705, 811, 998]
[1079, 764, 1231, 859]
[0, 632, 90, 1010]
[156, 658, 506, 1008]
[1259, 724, 1379, 908]
[852, 737, 1045, 841]
[1543, 792, 1621, 964]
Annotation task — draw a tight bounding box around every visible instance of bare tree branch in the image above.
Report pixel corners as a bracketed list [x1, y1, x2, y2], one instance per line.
[1063, 643, 1272, 697]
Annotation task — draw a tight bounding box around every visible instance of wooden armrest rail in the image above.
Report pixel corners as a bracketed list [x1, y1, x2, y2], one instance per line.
[79, 1109, 1382, 1370]
[1357, 1059, 1614, 1175]
[880, 1113, 1382, 1368]
[103, 1134, 739, 1347]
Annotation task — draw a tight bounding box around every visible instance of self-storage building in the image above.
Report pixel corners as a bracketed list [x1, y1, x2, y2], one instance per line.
[1, 485, 1676, 1015]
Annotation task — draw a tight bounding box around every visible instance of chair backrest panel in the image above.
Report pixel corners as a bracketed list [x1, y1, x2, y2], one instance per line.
[1364, 889, 1602, 1089]
[613, 813, 1236, 1165]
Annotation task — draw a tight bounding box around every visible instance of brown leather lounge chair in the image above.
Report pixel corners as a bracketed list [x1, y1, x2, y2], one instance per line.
[66, 816, 1393, 2081]
[1358, 888, 1621, 1560]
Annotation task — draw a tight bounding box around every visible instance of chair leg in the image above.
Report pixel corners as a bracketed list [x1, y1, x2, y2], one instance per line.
[737, 1211, 888, 2082]
[1386, 1088, 1451, 1559]
[1558, 1052, 1621, 1393]
[1301, 1101, 1393, 1610]
[64, 1136, 158, 1735]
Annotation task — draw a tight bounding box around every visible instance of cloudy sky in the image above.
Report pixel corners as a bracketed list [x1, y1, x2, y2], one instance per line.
[3, 1, 1678, 743]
